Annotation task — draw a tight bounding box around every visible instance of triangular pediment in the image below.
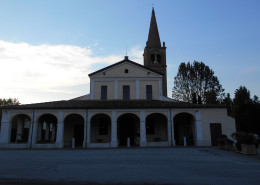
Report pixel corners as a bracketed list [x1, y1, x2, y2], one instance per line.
[89, 57, 163, 78]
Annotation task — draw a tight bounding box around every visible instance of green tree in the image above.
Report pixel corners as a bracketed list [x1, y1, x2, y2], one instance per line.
[233, 86, 260, 133]
[223, 93, 233, 116]
[172, 61, 225, 104]
[0, 98, 20, 106]
[0, 98, 20, 123]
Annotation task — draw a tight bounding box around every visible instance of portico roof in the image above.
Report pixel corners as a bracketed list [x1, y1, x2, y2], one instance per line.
[2, 100, 226, 110]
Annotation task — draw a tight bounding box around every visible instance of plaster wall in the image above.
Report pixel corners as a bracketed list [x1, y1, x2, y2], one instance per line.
[94, 81, 114, 100]
[200, 108, 236, 146]
[118, 81, 136, 99]
[139, 80, 159, 99]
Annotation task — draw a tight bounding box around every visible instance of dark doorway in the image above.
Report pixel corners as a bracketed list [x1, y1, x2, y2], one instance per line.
[174, 113, 195, 146]
[10, 114, 31, 143]
[90, 114, 111, 143]
[74, 124, 84, 146]
[64, 114, 84, 148]
[117, 114, 140, 147]
[210, 123, 222, 146]
[146, 113, 168, 142]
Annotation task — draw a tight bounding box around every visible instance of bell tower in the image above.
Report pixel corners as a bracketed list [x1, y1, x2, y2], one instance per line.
[143, 8, 167, 97]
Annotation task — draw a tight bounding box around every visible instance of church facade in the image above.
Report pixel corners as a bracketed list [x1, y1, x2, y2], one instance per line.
[0, 9, 236, 149]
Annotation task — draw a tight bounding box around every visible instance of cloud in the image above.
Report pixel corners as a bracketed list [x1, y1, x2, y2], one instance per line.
[128, 46, 143, 64]
[0, 40, 143, 104]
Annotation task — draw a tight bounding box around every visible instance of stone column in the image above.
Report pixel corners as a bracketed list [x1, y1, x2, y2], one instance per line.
[27, 117, 33, 148]
[0, 110, 11, 147]
[86, 111, 91, 147]
[140, 110, 147, 147]
[195, 110, 203, 146]
[31, 111, 38, 146]
[171, 110, 175, 146]
[110, 111, 118, 147]
[167, 110, 171, 146]
[90, 80, 95, 100]
[56, 111, 64, 148]
[83, 111, 87, 148]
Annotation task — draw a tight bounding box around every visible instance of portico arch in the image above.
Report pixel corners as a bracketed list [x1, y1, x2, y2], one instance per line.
[10, 114, 31, 143]
[117, 113, 140, 147]
[64, 114, 84, 147]
[174, 113, 195, 146]
[37, 114, 57, 143]
[90, 114, 111, 143]
[146, 113, 167, 142]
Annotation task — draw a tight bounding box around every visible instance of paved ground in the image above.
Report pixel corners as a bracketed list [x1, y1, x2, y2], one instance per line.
[0, 147, 260, 185]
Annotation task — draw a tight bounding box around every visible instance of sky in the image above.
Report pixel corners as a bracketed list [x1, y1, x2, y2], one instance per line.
[0, 0, 259, 104]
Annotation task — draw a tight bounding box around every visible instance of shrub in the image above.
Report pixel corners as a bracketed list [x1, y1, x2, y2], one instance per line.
[231, 132, 256, 151]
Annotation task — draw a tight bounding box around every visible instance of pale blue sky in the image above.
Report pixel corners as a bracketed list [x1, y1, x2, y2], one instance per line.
[0, 0, 259, 103]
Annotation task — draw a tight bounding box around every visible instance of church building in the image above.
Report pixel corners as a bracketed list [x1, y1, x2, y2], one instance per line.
[0, 9, 236, 149]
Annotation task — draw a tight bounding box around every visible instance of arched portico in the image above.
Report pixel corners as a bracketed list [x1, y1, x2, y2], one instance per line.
[90, 114, 111, 143]
[146, 113, 168, 143]
[37, 114, 57, 143]
[117, 113, 140, 147]
[10, 114, 31, 143]
[174, 113, 195, 146]
[64, 114, 84, 147]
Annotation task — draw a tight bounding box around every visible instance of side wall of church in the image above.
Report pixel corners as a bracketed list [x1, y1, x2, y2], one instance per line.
[200, 109, 236, 146]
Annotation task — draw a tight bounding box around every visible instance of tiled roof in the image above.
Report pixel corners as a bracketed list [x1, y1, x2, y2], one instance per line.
[2, 100, 226, 110]
[88, 56, 164, 77]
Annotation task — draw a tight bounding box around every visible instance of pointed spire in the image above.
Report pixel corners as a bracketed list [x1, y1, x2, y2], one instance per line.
[147, 8, 161, 48]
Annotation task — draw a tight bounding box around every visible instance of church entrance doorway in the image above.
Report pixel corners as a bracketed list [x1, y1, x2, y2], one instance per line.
[64, 114, 84, 148]
[117, 113, 140, 147]
[174, 113, 195, 146]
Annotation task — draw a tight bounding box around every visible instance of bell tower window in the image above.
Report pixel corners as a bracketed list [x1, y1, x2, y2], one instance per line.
[156, 54, 161, 63]
[150, 54, 155, 63]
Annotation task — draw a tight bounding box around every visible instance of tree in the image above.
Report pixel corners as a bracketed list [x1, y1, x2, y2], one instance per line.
[233, 86, 260, 133]
[0, 98, 20, 106]
[253, 95, 260, 104]
[223, 93, 233, 116]
[0, 98, 20, 124]
[172, 61, 225, 104]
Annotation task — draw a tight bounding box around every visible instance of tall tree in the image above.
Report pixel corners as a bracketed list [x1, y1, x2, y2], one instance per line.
[233, 86, 260, 133]
[172, 61, 225, 104]
[223, 93, 233, 116]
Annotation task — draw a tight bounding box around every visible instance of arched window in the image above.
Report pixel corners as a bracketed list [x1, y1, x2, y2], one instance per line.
[150, 54, 155, 63]
[156, 54, 161, 63]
